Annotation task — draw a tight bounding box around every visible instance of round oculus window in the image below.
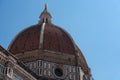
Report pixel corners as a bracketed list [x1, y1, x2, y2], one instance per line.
[54, 68, 63, 77]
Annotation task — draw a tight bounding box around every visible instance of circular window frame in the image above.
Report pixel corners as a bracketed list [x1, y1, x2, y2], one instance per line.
[54, 68, 63, 77]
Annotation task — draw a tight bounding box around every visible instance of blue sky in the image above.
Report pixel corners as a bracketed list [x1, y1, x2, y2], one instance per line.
[0, 0, 120, 80]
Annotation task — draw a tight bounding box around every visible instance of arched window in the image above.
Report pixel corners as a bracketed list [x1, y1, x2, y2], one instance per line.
[46, 18, 48, 23]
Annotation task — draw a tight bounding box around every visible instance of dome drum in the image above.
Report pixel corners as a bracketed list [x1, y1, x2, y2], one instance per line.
[15, 49, 77, 66]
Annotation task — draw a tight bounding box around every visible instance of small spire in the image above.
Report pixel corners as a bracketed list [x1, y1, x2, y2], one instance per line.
[44, 3, 47, 11]
[39, 3, 52, 24]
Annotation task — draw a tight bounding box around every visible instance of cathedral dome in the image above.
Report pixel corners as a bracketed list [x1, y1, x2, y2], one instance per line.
[8, 4, 90, 74]
[8, 23, 75, 55]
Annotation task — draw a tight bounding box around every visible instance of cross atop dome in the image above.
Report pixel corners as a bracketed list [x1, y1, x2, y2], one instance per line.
[39, 4, 52, 23]
[44, 3, 47, 11]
